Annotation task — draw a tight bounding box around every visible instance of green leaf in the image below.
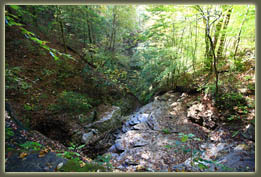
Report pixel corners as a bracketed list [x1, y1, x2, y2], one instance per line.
[9, 5, 22, 11]
[198, 162, 208, 170]
[232, 130, 240, 137]
[178, 132, 184, 136]
[77, 144, 85, 149]
[181, 135, 188, 142]
[74, 153, 81, 156]
[164, 144, 173, 149]
[188, 133, 195, 138]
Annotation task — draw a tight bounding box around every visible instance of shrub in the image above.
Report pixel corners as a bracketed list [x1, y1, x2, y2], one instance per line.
[5, 66, 32, 91]
[19, 141, 42, 151]
[5, 127, 14, 140]
[216, 92, 246, 112]
[57, 91, 92, 113]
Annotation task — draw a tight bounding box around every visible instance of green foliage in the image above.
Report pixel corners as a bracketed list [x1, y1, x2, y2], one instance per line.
[68, 143, 85, 151]
[42, 69, 54, 76]
[5, 128, 14, 140]
[203, 83, 216, 95]
[94, 154, 113, 170]
[19, 141, 42, 151]
[57, 143, 84, 160]
[24, 103, 34, 111]
[216, 92, 246, 111]
[227, 115, 238, 121]
[57, 91, 93, 113]
[5, 67, 32, 92]
[6, 9, 75, 62]
[247, 83, 255, 91]
[58, 150, 81, 160]
[161, 128, 171, 134]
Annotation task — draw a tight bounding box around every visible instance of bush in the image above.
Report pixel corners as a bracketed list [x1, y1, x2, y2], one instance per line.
[57, 91, 93, 113]
[5, 66, 32, 91]
[216, 92, 246, 112]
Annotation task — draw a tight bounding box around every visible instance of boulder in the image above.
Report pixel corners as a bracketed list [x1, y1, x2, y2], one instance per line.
[5, 152, 67, 172]
[187, 103, 217, 129]
[85, 106, 122, 133]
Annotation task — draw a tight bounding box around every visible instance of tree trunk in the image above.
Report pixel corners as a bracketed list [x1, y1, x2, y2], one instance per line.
[217, 6, 233, 60]
[204, 17, 212, 72]
[59, 20, 67, 53]
[206, 24, 219, 97]
[55, 6, 67, 53]
[109, 8, 117, 52]
[234, 5, 249, 60]
[213, 14, 224, 51]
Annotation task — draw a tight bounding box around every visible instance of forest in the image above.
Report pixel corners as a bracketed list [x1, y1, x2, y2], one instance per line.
[4, 5, 255, 172]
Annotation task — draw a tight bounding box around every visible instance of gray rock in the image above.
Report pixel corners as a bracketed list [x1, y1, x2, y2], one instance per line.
[138, 113, 149, 123]
[115, 139, 125, 152]
[85, 106, 122, 133]
[5, 152, 67, 172]
[217, 150, 255, 172]
[108, 144, 117, 153]
[132, 122, 148, 130]
[129, 116, 140, 126]
[81, 131, 94, 144]
[133, 140, 148, 147]
[242, 124, 255, 141]
[122, 124, 131, 133]
[146, 115, 160, 130]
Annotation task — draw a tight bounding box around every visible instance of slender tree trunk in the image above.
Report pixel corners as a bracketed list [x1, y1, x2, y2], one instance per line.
[234, 5, 249, 60]
[213, 14, 224, 51]
[84, 25, 86, 48]
[60, 21, 67, 53]
[172, 23, 175, 47]
[206, 19, 219, 97]
[55, 6, 66, 53]
[87, 21, 93, 44]
[217, 6, 233, 60]
[109, 8, 117, 52]
[191, 16, 197, 77]
[204, 17, 212, 72]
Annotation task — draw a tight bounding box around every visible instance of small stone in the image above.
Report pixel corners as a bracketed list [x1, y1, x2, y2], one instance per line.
[43, 167, 49, 171]
[56, 162, 64, 170]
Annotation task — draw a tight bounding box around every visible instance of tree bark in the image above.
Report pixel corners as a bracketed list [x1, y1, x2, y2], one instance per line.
[213, 14, 224, 51]
[234, 5, 249, 60]
[109, 7, 117, 52]
[217, 6, 233, 60]
[55, 6, 67, 53]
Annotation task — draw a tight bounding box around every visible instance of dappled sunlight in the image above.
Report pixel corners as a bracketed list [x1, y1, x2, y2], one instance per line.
[5, 4, 255, 172]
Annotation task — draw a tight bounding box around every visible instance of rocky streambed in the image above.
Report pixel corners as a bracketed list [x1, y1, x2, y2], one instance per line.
[101, 91, 255, 172]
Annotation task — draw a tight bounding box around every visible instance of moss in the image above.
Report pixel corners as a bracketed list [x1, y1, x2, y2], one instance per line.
[58, 159, 110, 172]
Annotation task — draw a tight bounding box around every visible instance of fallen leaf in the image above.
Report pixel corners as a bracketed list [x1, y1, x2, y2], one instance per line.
[38, 149, 49, 158]
[19, 152, 28, 159]
[80, 162, 86, 168]
[7, 151, 13, 158]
